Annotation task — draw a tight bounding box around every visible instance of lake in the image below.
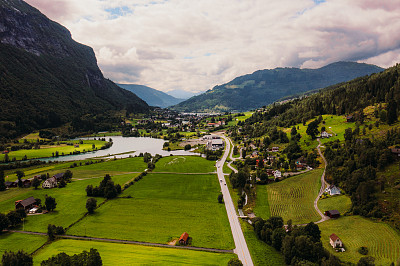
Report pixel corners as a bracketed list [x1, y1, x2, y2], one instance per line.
[38, 136, 199, 162]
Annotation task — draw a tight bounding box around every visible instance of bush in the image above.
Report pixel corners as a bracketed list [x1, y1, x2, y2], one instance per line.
[358, 246, 368, 255]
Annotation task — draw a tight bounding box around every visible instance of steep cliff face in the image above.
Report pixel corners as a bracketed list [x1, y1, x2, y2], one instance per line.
[0, 0, 149, 138]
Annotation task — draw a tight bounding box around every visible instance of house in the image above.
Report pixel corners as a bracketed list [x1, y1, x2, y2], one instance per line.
[321, 131, 333, 138]
[179, 232, 189, 245]
[53, 173, 64, 181]
[206, 139, 224, 151]
[21, 179, 32, 188]
[346, 115, 354, 122]
[324, 210, 340, 218]
[42, 177, 58, 189]
[391, 148, 400, 157]
[329, 233, 343, 248]
[266, 169, 274, 176]
[271, 147, 279, 152]
[15, 197, 37, 210]
[2, 150, 9, 154]
[5, 181, 18, 188]
[325, 185, 341, 195]
[273, 170, 282, 179]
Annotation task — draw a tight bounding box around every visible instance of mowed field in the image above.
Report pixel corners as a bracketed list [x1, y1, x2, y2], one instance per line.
[153, 156, 216, 173]
[317, 194, 352, 215]
[68, 173, 234, 249]
[0, 232, 46, 257]
[0, 140, 106, 161]
[33, 239, 236, 265]
[255, 169, 323, 224]
[319, 216, 400, 265]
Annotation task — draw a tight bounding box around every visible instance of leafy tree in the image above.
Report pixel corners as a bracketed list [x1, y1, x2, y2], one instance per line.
[218, 193, 223, 203]
[0, 169, 6, 191]
[233, 146, 238, 155]
[63, 170, 73, 182]
[41, 248, 102, 266]
[387, 100, 398, 125]
[184, 144, 191, 150]
[2, 250, 33, 266]
[227, 258, 243, 266]
[0, 213, 9, 232]
[304, 222, 321, 242]
[344, 128, 353, 142]
[58, 178, 66, 188]
[47, 224, 65, 241]
[45, 195, 57, 212]
[6, 211, 23, 227]
[86, 198, 97, 214]
[291, 126, 297, 136]
[32, 177, 41, 189]
[306, 120, 319, 139]
[16, 171, 25, 188]
[357, 256, 375, 266]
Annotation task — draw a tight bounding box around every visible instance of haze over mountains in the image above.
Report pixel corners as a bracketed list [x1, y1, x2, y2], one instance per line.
[172, 62, 384, 113]
[118, 84, 185, 108]
[0, 0, 148, 138]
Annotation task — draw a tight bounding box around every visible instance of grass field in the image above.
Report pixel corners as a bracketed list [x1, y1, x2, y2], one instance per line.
[33, 239, 236, 265]
[68, 173, 234, 250]
[317, 195, 352, 215]
[0, 232, 46, 257]
[0, 140, 106, 161]
[73, 157, 147, 172]
[0, 174, 137, 232]
[241, 221, 285, 266]
[255, 169, 323, 224]
[153, 156, 216, 173]
[319, 216, 400, 265]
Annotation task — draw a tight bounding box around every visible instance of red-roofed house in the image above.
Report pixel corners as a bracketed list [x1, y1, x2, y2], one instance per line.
[329, 233, 343, 248]
[179, 232, 189, 245]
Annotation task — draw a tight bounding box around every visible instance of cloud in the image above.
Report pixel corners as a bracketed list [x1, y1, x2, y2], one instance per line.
[25, 0, 400, 93]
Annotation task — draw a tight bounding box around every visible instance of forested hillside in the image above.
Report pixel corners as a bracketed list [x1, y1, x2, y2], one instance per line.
[0, 0, 149, 139]
[172, 62, 383, 112]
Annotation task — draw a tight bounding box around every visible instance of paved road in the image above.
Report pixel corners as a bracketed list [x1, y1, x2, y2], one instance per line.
[9, 230, 233, 253]
[314, 138, 329, 224]
[217, 136, 253, 266]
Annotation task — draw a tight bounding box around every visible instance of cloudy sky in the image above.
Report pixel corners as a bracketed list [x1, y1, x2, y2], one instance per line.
[26, 0, 400, 94]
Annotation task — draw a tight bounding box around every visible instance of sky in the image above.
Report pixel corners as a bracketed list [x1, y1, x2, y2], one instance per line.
[25, 0, 400, 94]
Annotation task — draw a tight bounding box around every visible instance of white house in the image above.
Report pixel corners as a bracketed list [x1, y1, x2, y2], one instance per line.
[325, 185, 341, 195]
[271, 147, 280, 152]
[321, 131, 333, 138]
[329, 233, 343, 248]
[273, 170, 282, 179]
[42, 177, 57, 189]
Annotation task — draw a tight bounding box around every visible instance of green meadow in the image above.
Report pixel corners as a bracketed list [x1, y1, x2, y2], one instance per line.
[0, 232, 46, 257]
[317, 194, 352, 215]
[33, 239, 236, 265]
[0, 174, 137, 232]
[68, 173, 234, 250]
[153, 156, 216, 173]
[0, 140, 106, 161]
[319, 216, 400, 265]
[255, 169, 323, 224]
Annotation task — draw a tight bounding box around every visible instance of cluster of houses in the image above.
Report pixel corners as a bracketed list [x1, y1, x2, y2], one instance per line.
[5, 172, 65, 189]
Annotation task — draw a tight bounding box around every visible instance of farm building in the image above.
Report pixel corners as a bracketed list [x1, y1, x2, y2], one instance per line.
[21, 179, 32, 188]
[42, 177, 57, 189]
[325, 185, 341, 195]
[273, 170, 282, 179]
[329, 233, 343, 248]
[53, 173, 65, 181]
[324, 210, 340, 218]
[5, 181, 18, 188]
[391, 148, 400, 157]
[346, 115, 354, 122]
[15, 197, 37, 211]
[179, 232, 189, 245]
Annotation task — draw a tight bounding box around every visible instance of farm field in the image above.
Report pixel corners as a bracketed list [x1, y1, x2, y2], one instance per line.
[318, 194, 352, 215]
[0, 174, 137, 232]
[255, 169, 323, 224]
[72, 157, 147, 173]
[0, 140, 106, 161]
[0, 232, 46, 257]
[68, 173, 234, 250]
[153, 156, 216, 173]
[33, 239, 236, 265]
[319, 216, 400, 265]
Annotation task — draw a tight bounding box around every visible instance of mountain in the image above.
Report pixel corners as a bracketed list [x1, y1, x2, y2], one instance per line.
[171, 62, 384, 113]
[0, 0, 149, 138]
[118, 84, 184, 108]
[166, 89, 200, 100]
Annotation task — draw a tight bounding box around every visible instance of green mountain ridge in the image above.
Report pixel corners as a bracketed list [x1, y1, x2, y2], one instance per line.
[118, 84, 184, 108]
[171, 62, 384, 113]
[0, 0, 149, 138]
